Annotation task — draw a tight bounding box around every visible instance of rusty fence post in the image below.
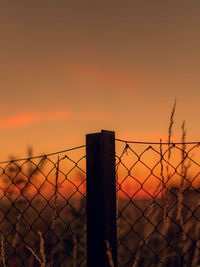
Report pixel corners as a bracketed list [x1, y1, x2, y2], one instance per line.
[86, 130, 117, 267]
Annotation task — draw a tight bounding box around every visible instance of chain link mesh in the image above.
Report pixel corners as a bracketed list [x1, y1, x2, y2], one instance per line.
[116, 139, 200, 267]
[2, 135, 200, 267]
[0, 145, 86, 266]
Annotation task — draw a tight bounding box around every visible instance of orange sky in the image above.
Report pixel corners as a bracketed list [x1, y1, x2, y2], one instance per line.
[0, 1, 200, 160]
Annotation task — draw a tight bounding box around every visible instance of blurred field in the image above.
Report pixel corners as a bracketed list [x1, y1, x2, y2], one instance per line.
[0, 183, 200, 266]
[117, 187, 200, 267]
[0, 196, 87, 267]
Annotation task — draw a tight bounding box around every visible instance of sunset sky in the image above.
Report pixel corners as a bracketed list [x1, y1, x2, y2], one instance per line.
[1, 1, 200, 159]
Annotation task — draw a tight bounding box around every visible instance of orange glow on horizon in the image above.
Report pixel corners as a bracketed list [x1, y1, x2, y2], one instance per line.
[0, 110, 71, 129]
[0, 113, 37, 128]
[1, 140, 200, 201]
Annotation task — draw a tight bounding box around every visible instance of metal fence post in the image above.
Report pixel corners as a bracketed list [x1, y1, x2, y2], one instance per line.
[86, 130, 117, 267]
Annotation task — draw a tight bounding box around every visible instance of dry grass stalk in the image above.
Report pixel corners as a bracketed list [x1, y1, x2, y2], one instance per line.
[51, 155, 60, 266]
[164, 101, 176, 233]
[26, 245, 42, 265]
[132, 254, 140, 267]
[145, 140, 165, 215]
[12, 213, 22, 248]
[176, 121, 193, 264]
[1, 234, 6, 267]
[181, 120, 187, 189]
[159, 139, 167, 265]
[160, 139, 165, 200]
[166, 99, 176, 185]
[176, 121, 186, 227]
[26, 231, 46, 267]
[160, 100, 176, 266]
[165, 99, 176, 212]
[115, 165, 120, 240]
[105, 240, 114, 267]
[52, 155, 60, 231]
[167, 99, 176, 160]
[38, 231, 46, 267]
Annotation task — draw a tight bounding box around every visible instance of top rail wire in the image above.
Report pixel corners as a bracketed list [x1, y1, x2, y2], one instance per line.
[0, 144, 86, 164]
[115, 138, 200, 145]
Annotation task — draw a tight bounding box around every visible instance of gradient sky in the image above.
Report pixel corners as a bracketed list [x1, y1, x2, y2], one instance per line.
[0, 1, 200, 159]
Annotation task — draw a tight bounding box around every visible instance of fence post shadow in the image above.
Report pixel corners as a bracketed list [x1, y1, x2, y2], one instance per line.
[86, 130, 117, 267]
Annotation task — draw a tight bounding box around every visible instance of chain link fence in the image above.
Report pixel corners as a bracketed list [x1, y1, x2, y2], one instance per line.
[1, 131, 200, 267]
[116, 139, 200, 267]
[0, 145, 86, 267]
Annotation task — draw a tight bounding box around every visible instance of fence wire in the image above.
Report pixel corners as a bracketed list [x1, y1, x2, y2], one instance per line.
[115, 139, 200, 267]
[0, 145, 86, 267]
